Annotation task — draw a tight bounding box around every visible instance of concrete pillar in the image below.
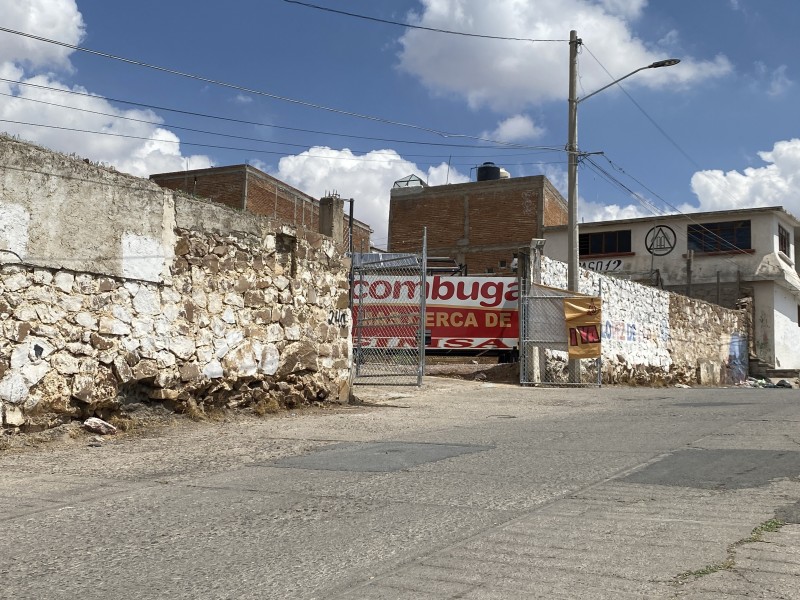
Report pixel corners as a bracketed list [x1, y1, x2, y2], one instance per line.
[319, 195, 345, 243]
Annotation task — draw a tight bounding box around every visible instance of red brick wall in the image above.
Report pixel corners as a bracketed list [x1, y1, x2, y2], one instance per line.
[543, 179, 569, 226]
[389, 176, 566, 273]
[151, 166, 370, 251]
[151, 168, 245, 211]
[244, 170, 319, 232]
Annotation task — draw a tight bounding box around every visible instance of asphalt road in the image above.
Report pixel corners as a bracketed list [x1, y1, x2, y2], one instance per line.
[2, 379, 800, 599]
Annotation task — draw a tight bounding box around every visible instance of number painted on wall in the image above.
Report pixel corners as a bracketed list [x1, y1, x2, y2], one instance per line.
[327, 310, 349, 327]
[579, 258, 623, 272]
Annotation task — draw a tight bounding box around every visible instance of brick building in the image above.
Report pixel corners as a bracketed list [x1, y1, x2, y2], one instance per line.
[150, 165, 371, 251]
[388, 173, 568, 274]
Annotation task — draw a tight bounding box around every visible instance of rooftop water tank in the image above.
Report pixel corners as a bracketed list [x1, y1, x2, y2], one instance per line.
[476, 162, 501, 181]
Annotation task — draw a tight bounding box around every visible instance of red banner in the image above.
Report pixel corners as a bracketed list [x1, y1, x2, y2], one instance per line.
[352, 276, 519, 350]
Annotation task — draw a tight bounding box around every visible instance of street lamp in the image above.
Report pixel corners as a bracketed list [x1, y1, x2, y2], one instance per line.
[566, 30, 679, 381]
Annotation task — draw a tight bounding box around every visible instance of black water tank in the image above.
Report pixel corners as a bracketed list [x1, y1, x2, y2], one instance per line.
[476, 161, 501, 181]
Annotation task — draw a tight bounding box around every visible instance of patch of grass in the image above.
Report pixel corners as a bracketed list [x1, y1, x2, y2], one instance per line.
[183, 399, 206, 421]
[108, 415, 135, 432]
[677, 557, 735, 580]
[204, 406, 227, 421]
[674, 518, 786, 584]
[744, 518, 784, 542]
[253, 397, 281, 416]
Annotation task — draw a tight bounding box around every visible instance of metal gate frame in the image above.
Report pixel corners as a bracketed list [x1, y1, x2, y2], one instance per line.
[351, 231, 427, 386]
[517, 241, 601, 387]
[519, 288, 601, 387]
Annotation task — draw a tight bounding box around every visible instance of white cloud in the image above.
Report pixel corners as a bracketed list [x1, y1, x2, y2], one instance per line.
[0, 0, 212, 177]
[273, 147, 469, 247]
[581, 198, 649, 222]
[688, 139, 800, 216]
[482, 114, 545, 142]
[0, 73, 213, 177]
[542, 164, 649, 222]
[756, 64, 794, 97]
[599, 0, 648, 19]
[0, 0, 84, 70]
[398, 0, 731, 112]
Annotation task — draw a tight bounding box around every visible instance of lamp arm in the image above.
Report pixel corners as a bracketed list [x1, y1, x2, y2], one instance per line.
[577, 65, 648, 105]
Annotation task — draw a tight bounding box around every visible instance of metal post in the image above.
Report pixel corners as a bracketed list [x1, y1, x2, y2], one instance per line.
[417, 227, 428, 386]
[567, 29, 581, 383]
[597, 279, 603, 387]
[355, 240, 364, 376]
[347, 198, 355, 308]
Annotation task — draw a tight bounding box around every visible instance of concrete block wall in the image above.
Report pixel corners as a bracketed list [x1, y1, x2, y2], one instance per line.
[0, 137, 352, 431]
[540, 256, 748, 385]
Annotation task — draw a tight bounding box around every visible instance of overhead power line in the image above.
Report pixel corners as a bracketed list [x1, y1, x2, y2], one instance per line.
[1, 91, 564, 160]
[0, 78, 563, 153]
[582, 44, 758, 224]
[0, 26, 546, 147]
[582, 44, 698, 168]
[0, 118, 564, 168]
[283, 0, 567, 42]
[583, 155, 754, 265]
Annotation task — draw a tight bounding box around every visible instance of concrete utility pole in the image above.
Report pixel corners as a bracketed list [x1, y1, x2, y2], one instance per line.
[567, 30, 580, 295]
[565, 30, 679, 383]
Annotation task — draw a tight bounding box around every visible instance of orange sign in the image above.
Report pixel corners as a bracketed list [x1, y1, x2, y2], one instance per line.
[564, 297, 602, 359]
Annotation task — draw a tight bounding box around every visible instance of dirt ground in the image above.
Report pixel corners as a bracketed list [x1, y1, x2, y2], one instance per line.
[425, 361, 520, 384]
[0, 362, 516, 455]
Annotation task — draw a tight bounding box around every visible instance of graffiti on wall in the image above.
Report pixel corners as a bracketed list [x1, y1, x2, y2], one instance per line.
[602, 320, 670, 344]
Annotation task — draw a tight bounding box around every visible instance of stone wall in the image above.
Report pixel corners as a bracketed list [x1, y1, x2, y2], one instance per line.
[540, 256, 748, 385]
[0, 137, 352, 431]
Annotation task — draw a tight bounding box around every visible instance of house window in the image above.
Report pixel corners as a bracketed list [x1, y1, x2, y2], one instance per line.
[579, 230, 631, 256]
[687, 220, 751, 253]
[779, 225, 790, 256]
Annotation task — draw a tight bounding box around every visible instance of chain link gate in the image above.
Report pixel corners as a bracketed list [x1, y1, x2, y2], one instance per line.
[519, 286, 602, 387]
[351, 233, 427, 386]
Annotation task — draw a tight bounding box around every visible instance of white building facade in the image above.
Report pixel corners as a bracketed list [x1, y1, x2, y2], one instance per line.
[544, 207, 800, 370]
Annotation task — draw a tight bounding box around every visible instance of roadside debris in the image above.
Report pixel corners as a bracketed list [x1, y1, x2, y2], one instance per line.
[736, 377, 795, 389]
[83, 417, 117, 435]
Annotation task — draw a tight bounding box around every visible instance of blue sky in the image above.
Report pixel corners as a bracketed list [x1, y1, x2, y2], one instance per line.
[1, 0, 798, 248]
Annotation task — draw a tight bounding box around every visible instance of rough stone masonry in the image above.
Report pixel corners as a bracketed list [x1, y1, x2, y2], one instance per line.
[0, 136, 352, 431]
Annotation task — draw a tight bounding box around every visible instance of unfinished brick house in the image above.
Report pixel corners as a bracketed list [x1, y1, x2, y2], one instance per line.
[388, 167, 568, 274]
[150, 164, 371, 251]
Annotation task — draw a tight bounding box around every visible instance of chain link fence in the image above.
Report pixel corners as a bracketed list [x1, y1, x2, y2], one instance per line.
[519, 286, 601, 386]
[351, 237, 427, 386]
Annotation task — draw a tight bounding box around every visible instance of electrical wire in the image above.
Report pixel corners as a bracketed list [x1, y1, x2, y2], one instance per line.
[283, 0, 568, 42]
[0, 117, 565, 168]
[582, 44, 699, 168]
[580, 43, 768, 253]
[1, 78, 562, 153]
[583, 155, 757, 265]
[595, 154, 759, 258]
[0, 91, 565, 161]
[0, 26, 556, 147]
